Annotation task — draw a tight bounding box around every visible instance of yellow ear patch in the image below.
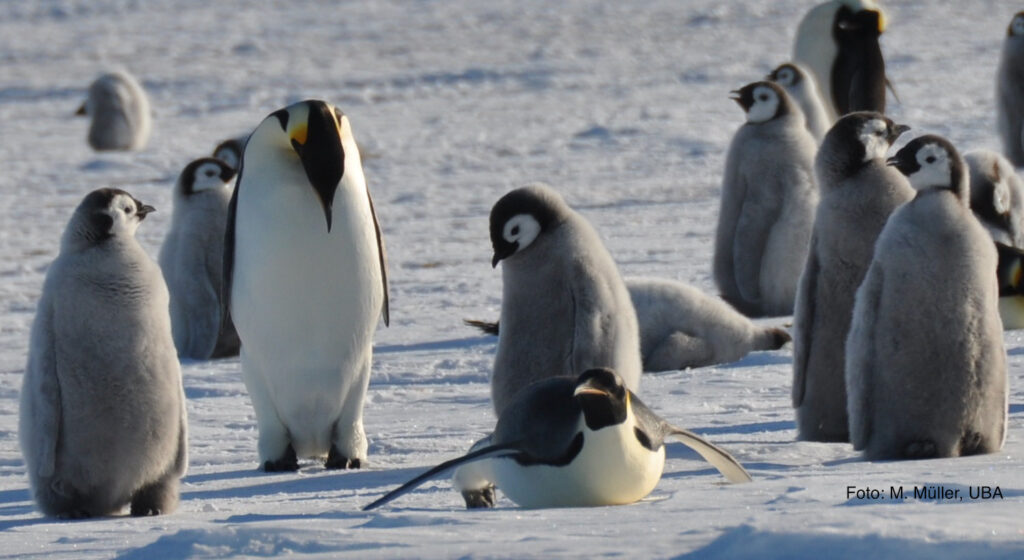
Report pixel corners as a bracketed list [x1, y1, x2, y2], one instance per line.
[290, 123, 308, 146]
[877, 11, 886, 33]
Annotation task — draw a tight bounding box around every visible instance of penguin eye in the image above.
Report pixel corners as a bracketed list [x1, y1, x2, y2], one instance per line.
[758, 94, 769, 102]
[123, 206, 133, 214]
[925, 156, 936, 164]
[510, 225, 520, 236]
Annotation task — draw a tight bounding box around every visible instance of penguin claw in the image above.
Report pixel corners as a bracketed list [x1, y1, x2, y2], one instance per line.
[325, 446, 362, 470]
[903, 440, 937, 459]
[262, 445, 299, 472]
[462, 485, 497, 509]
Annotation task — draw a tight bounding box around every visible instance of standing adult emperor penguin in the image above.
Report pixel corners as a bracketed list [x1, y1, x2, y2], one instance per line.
[965, 149, 1024, 249]
[847, 135, 1007, 460]
[159, 157, 240, 359]
[792, 0, 888, 120]
[20, 189, 187, 517]
[768, 62, 831, 143]
[75, 71, 152, 151]
[363, 368, 751, 510]
[487, 184, 642, 417]
[225, 99, 389, 471]
[791, 112, 913, 442]
[997, 12, 1024, 166]
[714, 81, 818, 317]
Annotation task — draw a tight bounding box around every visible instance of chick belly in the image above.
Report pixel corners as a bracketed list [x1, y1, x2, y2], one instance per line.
[491, 427, 665, 508]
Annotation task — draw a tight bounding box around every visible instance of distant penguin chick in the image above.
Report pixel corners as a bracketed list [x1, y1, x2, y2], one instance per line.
[846, 135, 1007, 460]
[159, 157, 240, 360]
[20, 188, 187, 518]
[76, 71, 151, 151]
[714, 81, 818, 317]
[965, 150, 1024, 248]
[792, 112, 914, 443]
[212, 136, 248, 171]
[997, 12, 1024, 166]
[363, 368, 752, 511]
[768, 62, 831, 142]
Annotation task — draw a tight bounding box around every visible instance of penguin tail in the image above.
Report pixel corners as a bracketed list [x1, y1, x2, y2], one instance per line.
[361, 443, 519, 511]
[666, 427, 753, 484]
[464, 318, 500, 336]
[755, 326, 791, 351]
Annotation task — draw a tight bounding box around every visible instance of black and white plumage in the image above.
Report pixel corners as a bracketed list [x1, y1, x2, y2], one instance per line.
[768, 62, 831, 142]
[363, 369, 751, 510]
[714, 81, 818, 317]
[75, 71, 151, 151]
[225, 99, 389, 471]
[159, 157, 240, 359]
[792, 0, 888, 119]
[846, 135, 1007, 460]
[488, 185, 642, 416]
[965, 150, 1024, 249]
[997, 12, 1024, 166]
[791, 112, 913, 443]
[20, 189, 187, 517]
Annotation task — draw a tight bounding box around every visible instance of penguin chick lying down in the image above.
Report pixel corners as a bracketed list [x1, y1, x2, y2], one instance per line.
[363, 369, 752, 510]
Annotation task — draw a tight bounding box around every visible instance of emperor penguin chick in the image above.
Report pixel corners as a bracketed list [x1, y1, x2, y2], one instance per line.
[363, 368, 751, 510]
[212, 136, 248, 171]
[20, 189, 187, 518]
[791, 112, 913, 442]
[997, 12, 1024, 166]
[965, 149, 1024, 248]
[76, 71, 152, 151]
[768, 62, 831, 142]
[627, 277, 790, 371]
[792, 0, 888, 119]
[159, 157, 240, 359]
[489, 184, 642, 416]
[225, 100, 390, 471]
[714, 81, 818, 317]
[847, 135, 1007, 460]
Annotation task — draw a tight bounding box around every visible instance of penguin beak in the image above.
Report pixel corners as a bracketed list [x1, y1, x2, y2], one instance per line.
[728, 90, 744, 108]
[491, 242, 518, 268]
[75, 102, 86, 116]
[290, 101, 344, 232]
[573, 385, 609, 398]
[888, 124, 911, 144]
[136, 204, 155, 220]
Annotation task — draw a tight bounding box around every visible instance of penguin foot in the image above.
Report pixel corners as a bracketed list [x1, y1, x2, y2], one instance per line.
[325, 445, 362, 469]
[130, 477, 179, 516]
[959, 432, 986, 456]
[263, 445, 299, 472]
[57, 509, 93, 520]
[461, 485, 496, 509]
[904, 440, 938, 459]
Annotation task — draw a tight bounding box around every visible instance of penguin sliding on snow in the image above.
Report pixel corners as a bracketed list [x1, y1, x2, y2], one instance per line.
[714, 81, 818, 317]
[846, 135, 1007, 460]
[20, 189, 187, 517]
[160, 157, 240, 359]
[362, 368, 751, 510]
[792, 0, 889, 120]
[225, 99, 389, 471]
[997, 11, 1024, 166]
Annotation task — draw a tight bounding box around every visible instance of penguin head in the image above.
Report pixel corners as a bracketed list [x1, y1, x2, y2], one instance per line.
[245, 99, 353, 232]
[212, 137, 245, 171]
[824, 112, 908, 164]
[730, 81, 792, 124]
[1008, 12, 1024, 37]
[489, 184, 567, 267]
[886, 134, 968, 199]
[65, 188, 154, 249]
[965, 151, 1014, 228]
[767, 63, 804, 88]
[178, 157, 236, 196]
[834, 3, 885, 39]
[573, 368, 629, 431]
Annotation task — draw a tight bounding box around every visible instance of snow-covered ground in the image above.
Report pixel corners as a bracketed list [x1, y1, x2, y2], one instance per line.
[2, 0, 1023, 557]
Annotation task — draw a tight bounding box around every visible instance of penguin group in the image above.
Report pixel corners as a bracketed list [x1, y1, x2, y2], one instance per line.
[14, 2, 1022, 520]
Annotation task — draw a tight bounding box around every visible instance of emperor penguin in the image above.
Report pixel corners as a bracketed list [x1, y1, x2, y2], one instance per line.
[212, 136, 248, 171]
[997, 12, 1024, 166]
[20, 188, 187, 517]
[75, 71, 152, 151]
[159, 157, 240, 359]
[488, 184, 642, 417]
[714, 81, 818, 317]
[225, 99, 389, 471]
[627, 277, 791, 371]
[363, 368, 751, 510]
[847, 135, 1007, 460]
[791, 112, 913, 442]
[995, 241, 1024, 329]
[965, 150, 1024, 248]
[768, 62, 831, 142]
[792, 0, 888, 119]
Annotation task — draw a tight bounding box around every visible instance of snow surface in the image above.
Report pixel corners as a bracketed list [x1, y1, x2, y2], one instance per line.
[2, 0, 1024, 557]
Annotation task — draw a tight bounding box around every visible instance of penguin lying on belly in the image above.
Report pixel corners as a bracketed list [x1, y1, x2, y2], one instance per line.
[363, 368, 751, 511]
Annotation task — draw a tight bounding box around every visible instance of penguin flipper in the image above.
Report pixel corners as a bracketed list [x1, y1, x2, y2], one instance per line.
[732, 185, 781, 307]
[845, 262, 884, 451]
[22, 295, 62, 478]
[362, 443, 520, 511]
[222, 161, 241, 315]
[791, 236, 820, 408]
[664, 426, 752, 484]
[367, 190, 390, 327]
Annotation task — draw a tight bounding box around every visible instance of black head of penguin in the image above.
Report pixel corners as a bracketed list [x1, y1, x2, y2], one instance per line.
[573, 368, 629, 431]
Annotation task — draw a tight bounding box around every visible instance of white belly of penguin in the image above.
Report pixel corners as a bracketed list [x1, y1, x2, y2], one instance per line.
[491, 415, 666, 508]
[233, 162, 383, 456]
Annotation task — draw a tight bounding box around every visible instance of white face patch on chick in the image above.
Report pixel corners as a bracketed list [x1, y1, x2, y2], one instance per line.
[745, 85, 781, 124]
[905, 143, 953, 191]
[858, 118, 890, 162]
